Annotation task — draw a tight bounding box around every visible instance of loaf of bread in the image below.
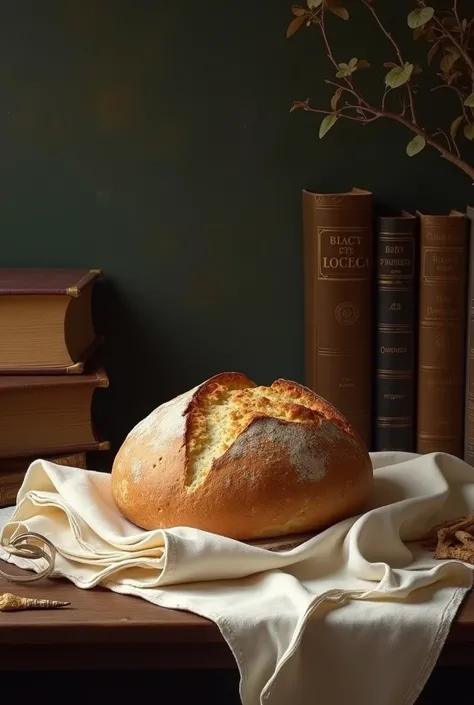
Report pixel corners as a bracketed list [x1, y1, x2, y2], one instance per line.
[111, 372, 373, 540]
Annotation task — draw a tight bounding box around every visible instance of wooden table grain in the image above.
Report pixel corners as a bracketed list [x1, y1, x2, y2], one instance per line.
[0, 564, 473, 671]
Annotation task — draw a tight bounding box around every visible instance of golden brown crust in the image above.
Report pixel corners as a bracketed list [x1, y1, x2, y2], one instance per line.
[111, 372, 373, 540]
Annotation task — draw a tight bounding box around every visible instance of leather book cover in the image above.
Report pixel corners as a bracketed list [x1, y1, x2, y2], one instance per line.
[0, 368, 109, 458]
[0, 268, 101, 297]
[374, 212, 418, 452]
[417, 210, 469, 456]
[465, 206, 474, 465]
[0, 367, 109, 392]
[302, 187, 373, 448]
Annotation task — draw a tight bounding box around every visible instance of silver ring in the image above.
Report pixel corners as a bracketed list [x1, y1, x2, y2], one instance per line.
[0, 531, 56, 583]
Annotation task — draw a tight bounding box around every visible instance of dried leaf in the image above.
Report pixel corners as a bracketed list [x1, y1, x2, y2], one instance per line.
[406, 135, 426, 156]
[385, 63, 414, 89]
[330, 87, 344, 111]
[357, 59, 371, 69]
[383, 62, 398, 69]
[464, 93, 474, 107]
[407, 7, 435, 29]
[412, 64, 423, 74]
[328, 5, 349, 20]
[440, 51, 459, 73]
[319, 113, 339, 138]
[307, 0, 323, 7]
[427, 41, 440, 65]
[464, 123, 474, 141]
[292, 5, 307, 16]
[286, 15, 306, 38]
[448, 71, 463, 85]
[450, 115, 464, 139]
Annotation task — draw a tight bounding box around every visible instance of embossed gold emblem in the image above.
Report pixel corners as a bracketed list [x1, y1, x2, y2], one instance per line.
[335, 302, 359, 326]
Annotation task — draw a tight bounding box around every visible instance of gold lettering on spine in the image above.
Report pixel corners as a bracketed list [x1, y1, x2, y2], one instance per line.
[318, 227, 370, 281]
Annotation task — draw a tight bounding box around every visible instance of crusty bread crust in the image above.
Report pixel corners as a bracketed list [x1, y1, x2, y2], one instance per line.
[111, 372, 373, 540]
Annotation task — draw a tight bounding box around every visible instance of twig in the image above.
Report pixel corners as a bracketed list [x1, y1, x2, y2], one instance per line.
[299, 98, 474, 181]
[418, 0, 474, 75]
[295, 103, 371, 122]
[293, 1, 474, 183]
[433, 128, 453, 152]
[431, 83, 469, 121]
[319, 8, 372, 113]
[360, 0, 417, 124]
[453, 0, 461, 30]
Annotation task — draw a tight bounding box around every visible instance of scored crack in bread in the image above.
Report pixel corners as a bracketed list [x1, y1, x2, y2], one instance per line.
[111, 372, 373, 541]
[186, 378, 354, 490]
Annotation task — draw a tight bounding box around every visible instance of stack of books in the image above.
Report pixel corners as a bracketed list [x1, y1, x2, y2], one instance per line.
[0, 268, 109, 506]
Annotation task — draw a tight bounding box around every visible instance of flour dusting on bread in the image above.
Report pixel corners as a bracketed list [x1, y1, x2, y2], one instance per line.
[130, 387, 195, 453]
[111, 371, 372, 541]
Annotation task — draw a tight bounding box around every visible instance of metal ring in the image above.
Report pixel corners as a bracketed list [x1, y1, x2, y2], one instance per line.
[0, 532, 56, 583]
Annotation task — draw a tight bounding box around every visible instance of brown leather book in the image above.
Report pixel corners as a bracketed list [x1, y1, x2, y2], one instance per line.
[416, 210, 469, 456]
[0, 452, 88, 508]
[0, 369, 110, 458]
[464, 206, 474, 465]
[302, 188, 373, 447]
[374, 212, 418, 452]
[0, 268, 102, 374]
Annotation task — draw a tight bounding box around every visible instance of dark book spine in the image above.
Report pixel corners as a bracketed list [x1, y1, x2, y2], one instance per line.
[464, 206, 474, 465]
[374, 214, 417, 451]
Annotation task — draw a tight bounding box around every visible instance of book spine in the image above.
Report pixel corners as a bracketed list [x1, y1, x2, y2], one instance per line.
[374, 215, 417, 451]
[417, 212, 469, 456]
[464, 207, 474, 465]
[302, 189, 373, 448]
[49, 452, 88, 469]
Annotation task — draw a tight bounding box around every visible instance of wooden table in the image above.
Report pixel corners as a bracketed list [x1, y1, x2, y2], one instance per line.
[0, 564, 473, 672]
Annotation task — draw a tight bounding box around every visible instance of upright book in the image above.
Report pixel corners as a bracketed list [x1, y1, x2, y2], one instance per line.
[0, 268, 101, 374]
[465, 206, 474, 465]
[0, 368, 110, 458]
[417, 211, 469, 456]
[302, 188, 373, 448]
[374, 212, 418, 452]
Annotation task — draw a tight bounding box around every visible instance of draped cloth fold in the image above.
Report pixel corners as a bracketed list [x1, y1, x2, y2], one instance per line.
[1, 451, 473, 705]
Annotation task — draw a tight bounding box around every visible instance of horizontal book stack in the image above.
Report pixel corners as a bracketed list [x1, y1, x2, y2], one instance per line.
[302, 189, 473, 460]
[0, 268, 109, 506]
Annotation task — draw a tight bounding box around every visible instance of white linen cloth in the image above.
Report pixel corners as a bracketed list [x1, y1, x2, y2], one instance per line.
[1, 450, 474, 705]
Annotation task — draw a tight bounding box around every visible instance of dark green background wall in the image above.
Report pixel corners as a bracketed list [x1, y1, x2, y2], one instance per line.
[2, 0, 474, 461]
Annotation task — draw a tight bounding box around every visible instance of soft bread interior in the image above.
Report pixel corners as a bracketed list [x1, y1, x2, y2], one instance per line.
[186, 379, 348, 490]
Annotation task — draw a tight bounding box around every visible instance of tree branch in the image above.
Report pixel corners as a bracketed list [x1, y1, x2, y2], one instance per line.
[294, 102, 373, 122]
[293, 1, 474, 183]
[360, 0, 417, 124]
[299, 97, 474, 181]
[319, 8, 373, 113]
[418, 0, 474, 75]
[453, 0, 461, 30]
